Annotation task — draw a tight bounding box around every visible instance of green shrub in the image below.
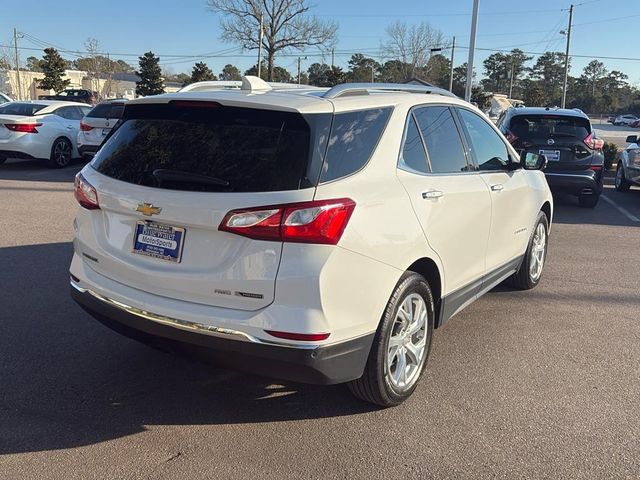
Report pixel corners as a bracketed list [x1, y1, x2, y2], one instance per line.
[603, 142, 618, 170]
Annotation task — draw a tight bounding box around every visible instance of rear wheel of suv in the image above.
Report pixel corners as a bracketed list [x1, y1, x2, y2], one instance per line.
[510, 211, 549, 290]
[578, 193, 600, 208]
[615, 163, 631, 192]
[347, 272, 434, 407]
[47, 137, 73, 168]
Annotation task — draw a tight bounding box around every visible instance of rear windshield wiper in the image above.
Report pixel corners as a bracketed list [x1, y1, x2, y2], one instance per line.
[152, 169, 230, 187]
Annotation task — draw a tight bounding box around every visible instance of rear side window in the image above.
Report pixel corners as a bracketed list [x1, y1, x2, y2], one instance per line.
[413, 106, 468, 174]
[0, 103, 47, 116]
[399, 115, 429, 174]
[91, 103, 313, 193]
[507, 114, 591, 148]
[320, 107, 392, 183]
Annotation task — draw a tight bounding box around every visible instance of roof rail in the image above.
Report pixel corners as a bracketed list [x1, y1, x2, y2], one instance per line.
[322, 83, 458, 99]
[179, 81, 241, 92]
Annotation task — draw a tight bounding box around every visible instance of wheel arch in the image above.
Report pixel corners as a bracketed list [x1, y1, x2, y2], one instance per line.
[406, 257, 443, 328]
[541, 201, 552, 226]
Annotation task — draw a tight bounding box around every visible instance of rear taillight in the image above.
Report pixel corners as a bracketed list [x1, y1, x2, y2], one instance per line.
[219, 198, 356, 245]
[584, 132, 597, 149]
[74, 173, 100, 210]
[5, 123, 41, 133]
[80, 121, 94, 131]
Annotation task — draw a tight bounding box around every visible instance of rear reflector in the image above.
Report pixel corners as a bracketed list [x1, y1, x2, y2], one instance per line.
[219, 198, 356, 245]
[265, 330, 330, 341]
[5, 123, 41, 133]
[589, 165, 603, 171]
[80, 121, 94, 131]
[74, 173, 100, 210]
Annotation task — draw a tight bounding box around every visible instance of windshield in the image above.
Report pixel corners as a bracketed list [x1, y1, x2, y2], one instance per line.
[91, 102, 317, 193]
[507, 114, 590, 147]
[0, 103, 48, 116]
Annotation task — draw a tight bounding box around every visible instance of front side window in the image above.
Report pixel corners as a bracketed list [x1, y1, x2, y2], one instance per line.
[457, 108, 510, 171]
[320, 107, 392, 183]
[413, 106, 468, 174]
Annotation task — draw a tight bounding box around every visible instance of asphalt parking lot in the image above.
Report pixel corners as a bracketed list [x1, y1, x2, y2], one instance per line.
[1, 155, 639, 479]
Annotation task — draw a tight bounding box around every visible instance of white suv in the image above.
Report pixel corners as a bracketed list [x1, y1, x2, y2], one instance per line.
[70, 77, 553, 406]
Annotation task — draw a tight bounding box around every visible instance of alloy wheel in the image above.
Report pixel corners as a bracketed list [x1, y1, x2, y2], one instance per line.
[54, 140, 71, 167]
[385, 293, 428, 392]
[529, 222, 547, 281]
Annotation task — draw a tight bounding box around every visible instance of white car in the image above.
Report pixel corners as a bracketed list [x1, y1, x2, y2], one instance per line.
[70, 77, 553, 406]
[0, 101, 91, 167]
[615, 134, 640, 191]
[613, 114, 639, 126]
[77, 99, 127, 160]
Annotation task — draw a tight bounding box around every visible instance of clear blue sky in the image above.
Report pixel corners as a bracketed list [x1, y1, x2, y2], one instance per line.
[2, 0, 638, 84]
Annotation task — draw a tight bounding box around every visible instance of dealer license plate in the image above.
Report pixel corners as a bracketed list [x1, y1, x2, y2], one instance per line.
[132, 221, 185, 263]
[539, 149, 560, 162]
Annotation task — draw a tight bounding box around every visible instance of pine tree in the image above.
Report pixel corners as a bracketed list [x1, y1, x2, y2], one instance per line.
[135, 52, 165, 97]
[37, 48, 70, 93]
[191, 62, 216, 83]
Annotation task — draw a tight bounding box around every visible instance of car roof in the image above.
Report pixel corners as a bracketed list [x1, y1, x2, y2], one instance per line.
[129, 76, 472, 115]
[507, 106, 589, 119]
[2, 100, 88, 111]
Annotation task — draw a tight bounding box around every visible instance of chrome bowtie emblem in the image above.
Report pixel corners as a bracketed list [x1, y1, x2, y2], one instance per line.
[136, 203, 162, 216]
[547, 138, 555, 145]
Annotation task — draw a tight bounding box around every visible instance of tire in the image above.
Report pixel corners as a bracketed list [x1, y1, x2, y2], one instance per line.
[615, 162, 631, 192]
[347, 272, 434, 407]
[510, 211, 549, 290]
[578, 193, 600, 208]
[47, 137, 73, 168]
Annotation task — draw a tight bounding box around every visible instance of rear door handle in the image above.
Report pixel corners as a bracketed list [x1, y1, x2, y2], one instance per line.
[490, 184, 504, 192]
[422, 190, 444, 199]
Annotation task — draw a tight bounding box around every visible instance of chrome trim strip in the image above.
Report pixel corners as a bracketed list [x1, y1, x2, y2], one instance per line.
[70, 281, 319, 350]
[544, 172, 596, 179]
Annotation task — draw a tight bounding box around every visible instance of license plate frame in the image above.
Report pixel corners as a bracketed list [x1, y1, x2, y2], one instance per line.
[539, 149, 561, 162]
[132, 221, 185, 263]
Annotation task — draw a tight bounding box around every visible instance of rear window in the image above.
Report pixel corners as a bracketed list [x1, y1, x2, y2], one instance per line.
[0, 103, 47, 116]
[87, 103, 126, 119]
[91, 103, 314, 193]
[507, 114, 590, 147]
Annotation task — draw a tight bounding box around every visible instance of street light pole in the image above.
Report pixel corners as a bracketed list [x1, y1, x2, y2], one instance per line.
[561, 4, 573, 108]
[14, 28, 22, 101]
[257, 12, 264, 79]
[508, 62, 514, 99]
[465, 0, 480, 102]
[449, 36, 456, 92]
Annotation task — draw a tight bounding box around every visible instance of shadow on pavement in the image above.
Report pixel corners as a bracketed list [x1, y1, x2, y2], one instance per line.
[0, 159, 84, 183]
[0, 242, 376, 455]
[551, 189, 640, 228]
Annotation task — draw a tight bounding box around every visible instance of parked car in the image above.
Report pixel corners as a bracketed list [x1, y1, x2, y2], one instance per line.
[0, 92, 12, 104]
[498, 106, 604, 208]
[38, 89, 97, 105]
[615, 134, 640, 191]
[70, 77, 553, 407]
[607, 115, 616, 124]
[77, 99, 127, 160]
[613, 114, 639, 126]
[630, 119, 640, 128]
[0, 100, 91, 167]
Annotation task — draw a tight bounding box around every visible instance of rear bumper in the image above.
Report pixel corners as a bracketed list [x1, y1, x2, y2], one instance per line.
[70, 281, 374, 385]
[78, 145, 99, 158]
[545, 170, 603, 196]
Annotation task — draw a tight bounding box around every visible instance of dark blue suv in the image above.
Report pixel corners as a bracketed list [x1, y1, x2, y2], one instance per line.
[497, 107, 604, 208]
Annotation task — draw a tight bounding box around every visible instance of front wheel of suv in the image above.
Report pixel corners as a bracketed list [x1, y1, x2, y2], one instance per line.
[615, 162, 631, 192]
[347, 272, 434, 407]
[578, 193, 600, 208]
[510, 211, 549, 290]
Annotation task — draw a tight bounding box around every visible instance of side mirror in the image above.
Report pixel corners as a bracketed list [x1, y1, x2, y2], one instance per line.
[626, 135, 638, 144]
[521, 151, 547, 170]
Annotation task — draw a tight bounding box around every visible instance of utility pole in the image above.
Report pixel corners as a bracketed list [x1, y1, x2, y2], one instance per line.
[508, 61, 514, 99]
[370, 65, 374, 83]
[257, 12, 264, 79]
[14, 28, 22, 101]
[331, 48, 335, 69]
[297, 56, 301, 85]
[465, 0, 480, 102]
[448, 36, 456, 92]
[561, 4, 573, 108]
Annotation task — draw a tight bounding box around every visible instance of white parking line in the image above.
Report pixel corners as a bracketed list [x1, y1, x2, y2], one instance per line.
[601, 194, 640, 223]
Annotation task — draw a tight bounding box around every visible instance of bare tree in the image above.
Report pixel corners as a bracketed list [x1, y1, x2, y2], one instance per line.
[207, 0, 337, 81]
[383, 21, 446, 80]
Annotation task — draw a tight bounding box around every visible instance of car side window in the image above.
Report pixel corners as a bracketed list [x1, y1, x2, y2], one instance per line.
[457, 108, 510, 171]
[413, 106, 469, 174]
[399, 114, 429, 174]
[54, 107, 73, 119]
